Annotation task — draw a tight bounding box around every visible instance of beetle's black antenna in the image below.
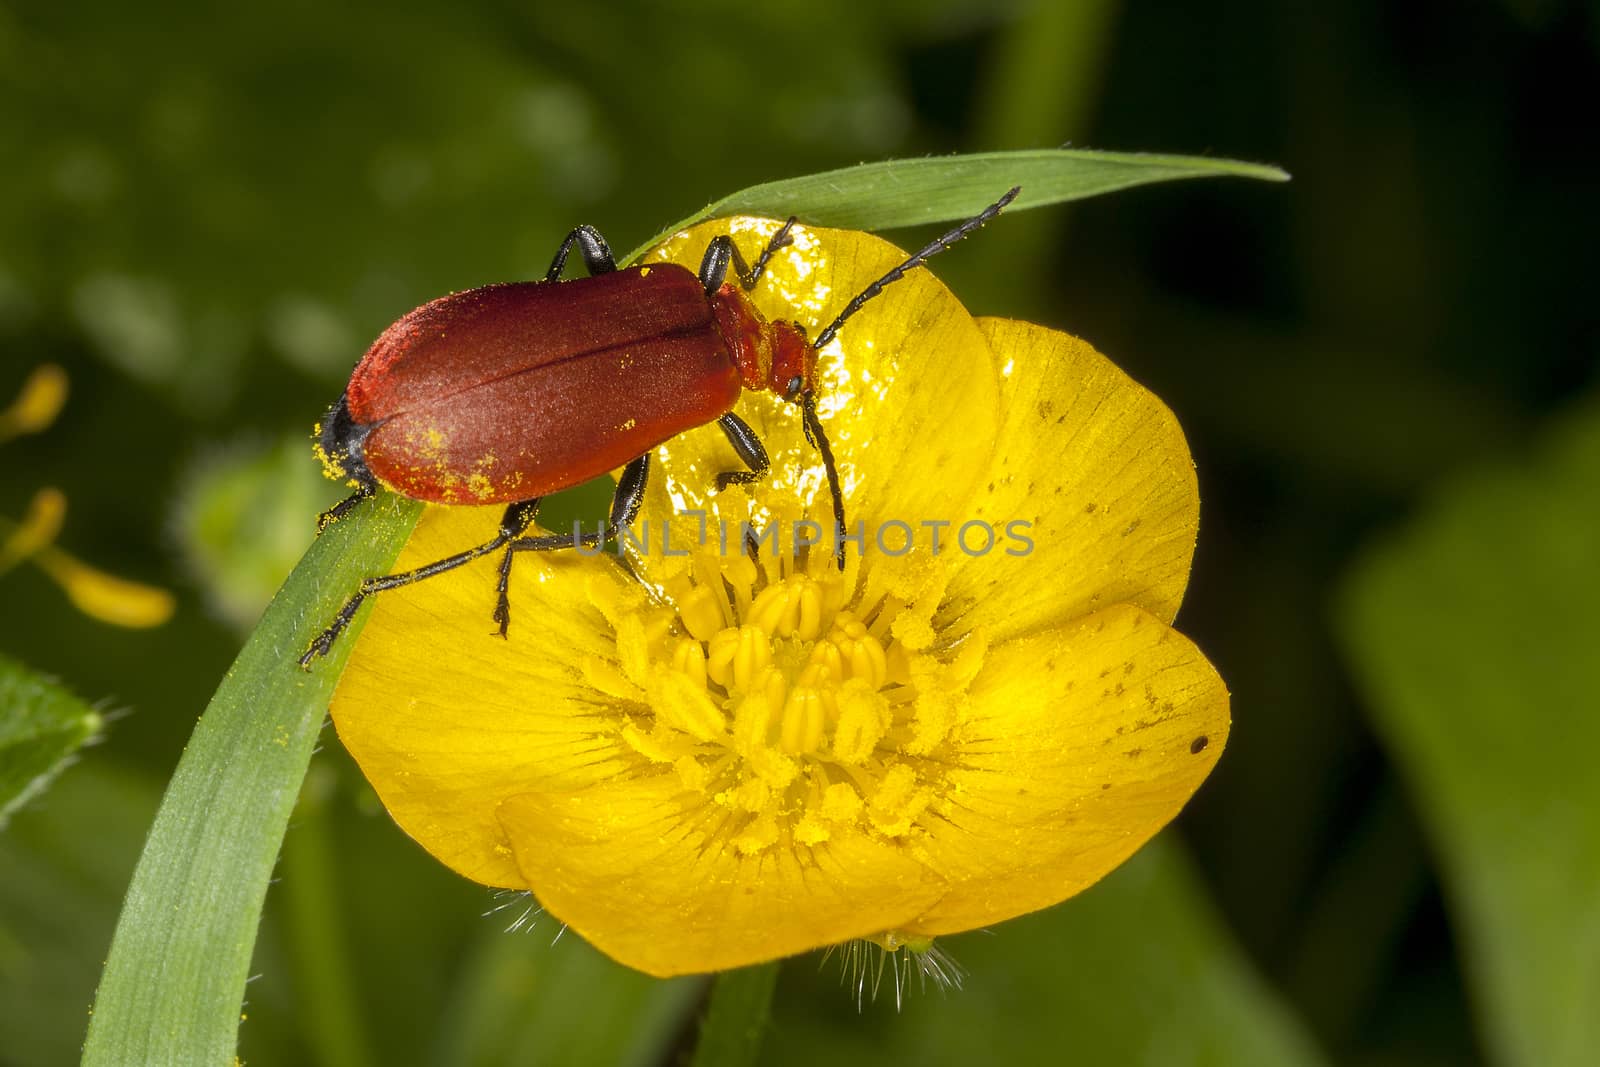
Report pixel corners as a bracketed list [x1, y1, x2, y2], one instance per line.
[802, 393, 847, 570]
[811, 187, 1021, 352]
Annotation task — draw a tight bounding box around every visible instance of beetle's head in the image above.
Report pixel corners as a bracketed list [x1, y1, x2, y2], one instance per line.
[313, 393, 374, 487]
[769, 322, 815, 405]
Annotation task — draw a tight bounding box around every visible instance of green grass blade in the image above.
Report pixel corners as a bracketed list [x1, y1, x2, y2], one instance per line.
[0, 653, 102, 829]
[82, 494, 420, 1067]
[621, 148, 1287, 262]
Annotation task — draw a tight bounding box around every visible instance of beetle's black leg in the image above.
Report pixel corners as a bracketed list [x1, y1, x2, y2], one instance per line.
[544, 225, 617, 281]
[503, 455, 649, 554]
[713, 408, 842, 569]
[696, 218, 798, 294]
[697, 236, 734, 292]
[604, 452, 651, 531]
[491, 499, 545, 635]
[713, 412, 770, 490]
[494, 455, 651, 635]
[300, 504, 536, 668]
[738, 217, 796, 291]
[316, 479, 376, 532]
[712, 412, 779, 562]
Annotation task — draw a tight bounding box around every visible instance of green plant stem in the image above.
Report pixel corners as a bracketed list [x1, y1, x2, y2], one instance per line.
[964, 4, 1122, 298]
[974, 1, 1120, 149]
[280, 763, 375, 1067]
[689, 963, 780, 1067]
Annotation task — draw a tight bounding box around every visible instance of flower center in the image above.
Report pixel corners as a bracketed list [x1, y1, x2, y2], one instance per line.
[615, 547, 987, 857]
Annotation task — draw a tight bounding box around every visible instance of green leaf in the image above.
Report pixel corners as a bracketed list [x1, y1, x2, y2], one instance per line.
[766, 840, 1325, 1067]
[0, 763, 158, 1067]
[0, 653, 101, 829]
[81, 493, 421, 1067]
[1337, 399, 1600, 1067]
[621, 148, 1288, 262]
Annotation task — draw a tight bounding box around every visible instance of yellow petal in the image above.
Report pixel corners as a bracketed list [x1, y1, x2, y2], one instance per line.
[637, 219, 998, 584]
[2, 488, 174, 627]
[34, 544, 176, 628]
[331, 504, 649, 888]
[939, 319, 1199, 642]
[497, 775, 946, 977]
[902, 603, 1227, 937]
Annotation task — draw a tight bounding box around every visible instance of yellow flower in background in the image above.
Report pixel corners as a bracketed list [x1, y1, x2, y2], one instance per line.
[0, 364, 175, 628]
[331, 217, 1228, 978]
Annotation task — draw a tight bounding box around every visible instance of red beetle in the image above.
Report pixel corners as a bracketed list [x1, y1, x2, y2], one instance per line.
[301, 188, 1020, 666]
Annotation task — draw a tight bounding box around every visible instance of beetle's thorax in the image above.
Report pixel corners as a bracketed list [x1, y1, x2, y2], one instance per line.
[710, 285, 815, 403]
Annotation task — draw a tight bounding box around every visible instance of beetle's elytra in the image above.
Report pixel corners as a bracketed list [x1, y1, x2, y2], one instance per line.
[327, 265, 805, 508]
[302, 187, 1021, 667]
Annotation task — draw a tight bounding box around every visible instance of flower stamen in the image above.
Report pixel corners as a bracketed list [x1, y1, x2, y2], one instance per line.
[623, 539, 985, 856]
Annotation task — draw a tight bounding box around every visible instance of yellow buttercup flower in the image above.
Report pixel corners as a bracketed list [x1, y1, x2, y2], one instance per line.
[331, 217, 1228, 978]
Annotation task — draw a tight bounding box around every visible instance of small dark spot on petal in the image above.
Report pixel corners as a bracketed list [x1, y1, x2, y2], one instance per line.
[1190, 735, 1209, 754]
[1100, 783, 1112, 790]
[1084, 502, 1097, 513]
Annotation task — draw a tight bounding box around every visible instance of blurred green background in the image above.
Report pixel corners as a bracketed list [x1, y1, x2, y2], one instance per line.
[2, 2, 1597, 1065]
